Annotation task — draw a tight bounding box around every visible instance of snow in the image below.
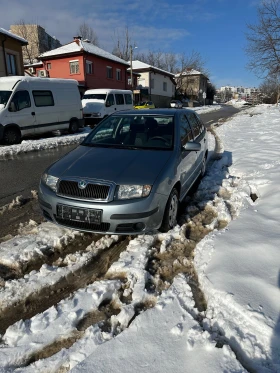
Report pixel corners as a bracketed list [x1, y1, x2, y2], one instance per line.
[0, 127, 91, 159]
[39, 40, 129, 66]
[0, 28, 28, 44]
[131, 60, 175, 76]
[0, 104, 279, 372]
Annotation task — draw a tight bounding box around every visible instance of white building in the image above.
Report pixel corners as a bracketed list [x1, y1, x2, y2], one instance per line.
[129, 60, 176, 107]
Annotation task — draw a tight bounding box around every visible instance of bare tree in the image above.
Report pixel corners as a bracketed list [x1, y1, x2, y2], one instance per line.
[246, 0, 280, 81]
[112, 27, 136, 61]
[10, 20, 40, 64]
[259, 72, 280, 103]
[77, 22, 99, 46]
[175, 51, 208, 96]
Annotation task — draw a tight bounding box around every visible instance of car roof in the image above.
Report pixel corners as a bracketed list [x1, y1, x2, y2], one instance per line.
[114, 108, 197, 116]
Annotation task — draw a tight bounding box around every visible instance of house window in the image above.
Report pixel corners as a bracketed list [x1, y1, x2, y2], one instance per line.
[86, 60, 93, 74]
[47, 63, 52, 70]
[151, 79, 154, 89]
[128, 78, 132, 86]
[163, 82, 167, 91]
[107, 66, 113, 79]
[32, 90, 54, 107]
[6, 54, 17, 75]
[69, 60, 79, 74]
[116, 69, 121, 81]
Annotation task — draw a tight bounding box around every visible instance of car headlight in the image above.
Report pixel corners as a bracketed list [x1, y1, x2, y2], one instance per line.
[117, 185, 152, 200]
[42, 173, 59, 192]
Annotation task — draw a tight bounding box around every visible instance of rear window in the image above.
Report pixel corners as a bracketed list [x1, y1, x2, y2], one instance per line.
[32, 90, 54, 107]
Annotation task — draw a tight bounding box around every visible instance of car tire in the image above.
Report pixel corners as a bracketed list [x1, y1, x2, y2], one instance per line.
[69, 119, 79, 134]
[3, 127, 21, 145]
[160, 188, 179, 232]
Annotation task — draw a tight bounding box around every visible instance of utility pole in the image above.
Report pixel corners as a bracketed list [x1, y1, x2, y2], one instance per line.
[130, 45, 137, 91]
[130, 45, 133, 90]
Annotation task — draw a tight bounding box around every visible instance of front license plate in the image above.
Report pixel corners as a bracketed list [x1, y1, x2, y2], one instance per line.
[57, 204, 102, 225]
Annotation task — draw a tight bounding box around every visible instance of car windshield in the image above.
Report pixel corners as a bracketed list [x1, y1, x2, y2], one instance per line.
[0, 91, 12, 106]
[82, 94, 106, 100]
[138, 101, 147, 106]
[82, 114, 174, 151]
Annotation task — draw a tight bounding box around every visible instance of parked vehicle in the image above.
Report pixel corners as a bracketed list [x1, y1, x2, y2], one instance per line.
[170, 100, 183, 108]
[39, 108, 208, 235]
[0, 76, 84, 145]
[134, 101, 155, 109]
[82, 89, 133, 125]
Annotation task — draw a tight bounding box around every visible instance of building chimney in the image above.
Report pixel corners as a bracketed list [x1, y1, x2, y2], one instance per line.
[73, 36, 82, 45]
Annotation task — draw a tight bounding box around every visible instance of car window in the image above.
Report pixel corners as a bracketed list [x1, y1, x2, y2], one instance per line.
[10, 90, 31, 111]
[186, 113, 203, 138]
[179, 114, 193, 145]
[83, 114, 174, 150]
[115, 94, 124, 105]
[107, 94, 115, 105]
[124, 94, 132, 105]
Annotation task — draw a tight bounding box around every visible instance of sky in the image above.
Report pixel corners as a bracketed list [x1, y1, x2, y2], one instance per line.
[0, 102, 279, 372]
[1, 0, 263, 89]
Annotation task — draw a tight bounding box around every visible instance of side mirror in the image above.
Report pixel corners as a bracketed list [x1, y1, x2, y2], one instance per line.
[182, 141, 201, 152]
[105, 101, 111, 107]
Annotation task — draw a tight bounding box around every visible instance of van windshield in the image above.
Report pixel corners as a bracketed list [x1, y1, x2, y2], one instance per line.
[82, 94, 106, 100]
[0, 91, 12, 106]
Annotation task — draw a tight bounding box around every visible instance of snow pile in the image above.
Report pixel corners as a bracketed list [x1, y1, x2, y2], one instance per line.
[0, 127, 91, 159]
[226, 99, 248, 107]
[195, 104, 280, 372]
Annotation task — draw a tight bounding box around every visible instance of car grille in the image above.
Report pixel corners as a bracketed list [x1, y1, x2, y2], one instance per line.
[55, 217, 110, 232]
[57, 180, 110, 201]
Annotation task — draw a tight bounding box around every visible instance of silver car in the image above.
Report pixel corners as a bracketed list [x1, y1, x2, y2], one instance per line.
[38, 109, 208, 235]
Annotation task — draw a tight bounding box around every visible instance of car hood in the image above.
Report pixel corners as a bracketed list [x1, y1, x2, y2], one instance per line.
[82, 100, 104, 112]
[48, 145, 172, 185]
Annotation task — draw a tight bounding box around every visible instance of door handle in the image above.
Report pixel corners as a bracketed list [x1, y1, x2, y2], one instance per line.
[31, 112, 35, 116]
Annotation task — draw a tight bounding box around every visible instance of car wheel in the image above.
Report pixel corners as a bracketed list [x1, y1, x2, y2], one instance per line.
[3, 127, 21, 145]
[69, 119, 79, 134]
[160, 188, 179, 232]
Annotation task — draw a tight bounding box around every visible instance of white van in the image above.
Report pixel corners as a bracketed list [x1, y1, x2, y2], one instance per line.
[81, 89, 133, 125]
[0, 76, 84, 145]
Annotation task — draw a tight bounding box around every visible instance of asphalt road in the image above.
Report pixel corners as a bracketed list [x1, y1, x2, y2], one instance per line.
[0, 105, 241, 206]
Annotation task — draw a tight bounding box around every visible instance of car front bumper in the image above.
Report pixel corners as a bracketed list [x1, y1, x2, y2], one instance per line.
[38, 181, 168, 235]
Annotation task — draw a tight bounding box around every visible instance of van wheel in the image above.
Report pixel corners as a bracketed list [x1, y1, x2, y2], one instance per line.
[69, 120, 79, 134]
[160, 188, 179, 232]
[3, 127, 21, 145]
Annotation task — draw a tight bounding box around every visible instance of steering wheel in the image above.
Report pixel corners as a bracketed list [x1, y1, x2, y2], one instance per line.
[149, 136, 169, 145]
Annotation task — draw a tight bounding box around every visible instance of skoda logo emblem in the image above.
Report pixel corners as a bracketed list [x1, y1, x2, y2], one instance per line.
[78, 180, 88, 189]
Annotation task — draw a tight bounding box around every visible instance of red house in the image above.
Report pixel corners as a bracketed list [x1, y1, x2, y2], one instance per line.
[33, 37, 131, 95]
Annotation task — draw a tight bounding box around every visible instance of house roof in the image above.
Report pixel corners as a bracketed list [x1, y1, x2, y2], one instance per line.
[174, 69, 208, 78]
[39, 39, 130, 66]
[130, 60, 175, 77]
[0, 27, 28, 45]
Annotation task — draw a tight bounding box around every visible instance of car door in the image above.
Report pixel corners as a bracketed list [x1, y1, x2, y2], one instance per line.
[186, 112, 206, 172]
[8, 90, 36, 136]
[178, 113, 198, 197]
[32, 89, 60, 134]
